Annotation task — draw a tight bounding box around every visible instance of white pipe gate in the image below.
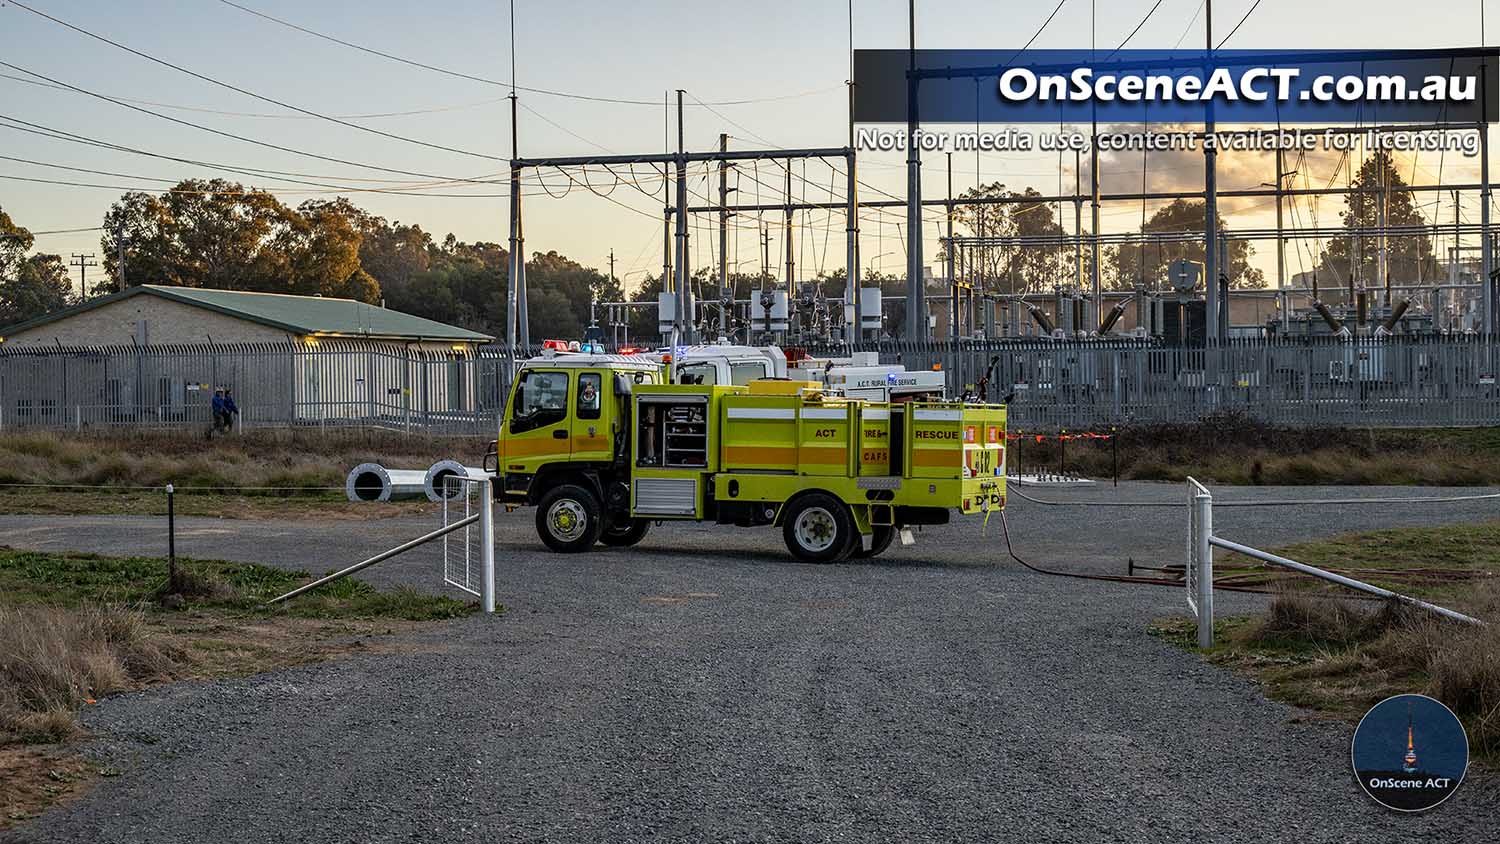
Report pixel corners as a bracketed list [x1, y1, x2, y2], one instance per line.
[269, 472, 496, 613]
[1184, 477, 1482, 647]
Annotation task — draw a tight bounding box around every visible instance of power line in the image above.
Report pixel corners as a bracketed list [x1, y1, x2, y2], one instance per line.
[0, 62, 504, 185]
[1174, 0, 1207, 50]
[1106, 0, 1167, 59]
[211, 0, 840, 108]
[0, 71, 510, 120]
[29, 226, 105, 236]
[1008, 0, 1069, 64]
[0, 151, 534, 199]
[0, 115, 527, 197]
[5, 1, 509, 163]
[1216, 0, 1264, 50]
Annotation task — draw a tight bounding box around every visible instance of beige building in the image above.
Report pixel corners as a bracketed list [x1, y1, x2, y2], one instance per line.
[0, 285, 493, 428]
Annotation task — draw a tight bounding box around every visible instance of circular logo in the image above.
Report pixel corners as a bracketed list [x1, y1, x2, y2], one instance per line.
[1351, 693, 1468, 812]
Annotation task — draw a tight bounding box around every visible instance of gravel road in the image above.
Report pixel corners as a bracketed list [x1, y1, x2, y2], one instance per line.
[3, 481, 1497, 842]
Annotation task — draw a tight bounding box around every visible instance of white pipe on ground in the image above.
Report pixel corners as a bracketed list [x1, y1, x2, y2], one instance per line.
[424, 460, 488, 502]
[345, 463, 428, 502]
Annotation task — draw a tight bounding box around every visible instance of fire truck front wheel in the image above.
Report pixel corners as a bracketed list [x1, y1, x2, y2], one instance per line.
[782, 493, 857, 564]
[536, 484, 604, 552]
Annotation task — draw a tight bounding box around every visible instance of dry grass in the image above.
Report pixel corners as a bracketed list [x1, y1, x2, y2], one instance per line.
[1014, 413, 1500, 485]
[0, 429, 488, 493]
[1174, 584, 1500, 760]
[0, 605, 182, 744]
[0, 545, 479, 828]
[1154, 518, 1500, 761]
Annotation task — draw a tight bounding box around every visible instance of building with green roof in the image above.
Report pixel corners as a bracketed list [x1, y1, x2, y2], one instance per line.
[0, 284, 492, 347]
[0, 286, 497, 431]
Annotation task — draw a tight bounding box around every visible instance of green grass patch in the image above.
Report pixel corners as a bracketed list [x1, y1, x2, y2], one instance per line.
[1153, 520, 1500, 762]
[0, 548, 476, 622]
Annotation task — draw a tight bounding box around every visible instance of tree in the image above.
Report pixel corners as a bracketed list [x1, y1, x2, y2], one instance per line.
[283, 199, 378, 301]
[98, 182, 380, 302]
[1317, 151, 1438, 289]
[1107, 199, 1266, 291]
[943, 183, 1068, 296]
[0, 206, 34, 282]
[0, 208, 72, 326]
[1, 254, 71, 326]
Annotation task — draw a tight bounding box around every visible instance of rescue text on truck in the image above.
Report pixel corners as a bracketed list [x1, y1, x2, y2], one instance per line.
[485, 351, 1006, 562]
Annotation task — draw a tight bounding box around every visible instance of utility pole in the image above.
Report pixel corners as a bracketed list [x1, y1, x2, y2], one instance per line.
[718, 133, 730, 338]
[674, 90, 692, 345]
[1204, 0, 1220, 344]
[904, 0, 926, 339]
[1451, 189, 1461, 330]
[115, 221, 127, 292]
[946, 152, 957, 343]
[69, 253, 97, 302]
[784, 164, 795, 294]
[1074, 150, 1084, 295]
[505, 1, 527, 352]
[607, 248, 617, 347]
[761, 226, 771, 281]
[1274, 145, 1285, 294]
[846, 6, 862, 343]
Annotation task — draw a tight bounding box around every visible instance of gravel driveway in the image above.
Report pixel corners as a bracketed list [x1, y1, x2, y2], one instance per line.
[3, 482, 1497, 842]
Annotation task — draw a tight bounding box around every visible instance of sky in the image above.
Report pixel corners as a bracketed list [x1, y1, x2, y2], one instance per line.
[1, 0, 1494, 301]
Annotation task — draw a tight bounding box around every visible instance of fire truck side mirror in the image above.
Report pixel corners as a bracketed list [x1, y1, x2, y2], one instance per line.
[613, 373, 634, 397]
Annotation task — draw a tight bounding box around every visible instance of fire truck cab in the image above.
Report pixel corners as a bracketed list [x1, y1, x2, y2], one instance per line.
[493, 351, 1005, 562]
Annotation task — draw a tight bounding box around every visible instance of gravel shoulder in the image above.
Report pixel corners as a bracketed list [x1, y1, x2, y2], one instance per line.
[3, 482, 1497, 842]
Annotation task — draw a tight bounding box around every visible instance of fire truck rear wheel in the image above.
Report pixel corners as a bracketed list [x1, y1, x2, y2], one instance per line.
[600, 517, 651, 547]
[782, 493, 857, 564]
[851, 525, 895, 558]
[536, 484, 604, 553]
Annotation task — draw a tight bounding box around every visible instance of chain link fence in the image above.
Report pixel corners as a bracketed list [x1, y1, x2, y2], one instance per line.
[3, 335, 1498, 435]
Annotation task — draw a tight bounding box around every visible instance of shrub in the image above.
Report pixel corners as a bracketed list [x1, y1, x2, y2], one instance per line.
[0, 605, 182, 743]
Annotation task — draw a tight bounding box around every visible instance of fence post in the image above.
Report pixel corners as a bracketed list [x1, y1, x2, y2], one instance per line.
[166, 483, 178, 593]
[1194, 486, 1214, 648]
[481, 475, 496, 614]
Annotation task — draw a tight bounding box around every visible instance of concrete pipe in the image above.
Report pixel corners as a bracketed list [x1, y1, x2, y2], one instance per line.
[345, 463, 429, 503]
[424, 460, 488, 502]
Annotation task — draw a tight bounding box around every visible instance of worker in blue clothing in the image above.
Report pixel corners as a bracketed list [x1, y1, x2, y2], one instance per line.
[211, 387, 240, 435]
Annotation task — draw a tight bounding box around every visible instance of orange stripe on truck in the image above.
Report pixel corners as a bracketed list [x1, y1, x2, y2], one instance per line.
[911, 448, 960, 467]
[723, 446, 797, 466]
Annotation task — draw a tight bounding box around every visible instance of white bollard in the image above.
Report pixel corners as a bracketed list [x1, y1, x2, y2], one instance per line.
[1194, 489, 1214, 648]
[480, 475, 496, 614]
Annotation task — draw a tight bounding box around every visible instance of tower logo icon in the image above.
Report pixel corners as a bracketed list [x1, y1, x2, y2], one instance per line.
[1352, 693, 1468, 813]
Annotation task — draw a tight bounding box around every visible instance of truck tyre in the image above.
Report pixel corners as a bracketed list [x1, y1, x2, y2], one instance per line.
[782, 493, 857, 564]
[536, 484, 604, 553]
[600, 518, 651, 547]
[851, 525, 895, 559]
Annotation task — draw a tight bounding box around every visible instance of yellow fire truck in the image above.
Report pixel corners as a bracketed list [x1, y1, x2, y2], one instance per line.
[489, 351, 1006, 562]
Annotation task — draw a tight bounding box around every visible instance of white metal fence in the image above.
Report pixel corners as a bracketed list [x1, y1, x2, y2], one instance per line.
[441, 472, 493, 600]
[3, 335, 1499, 435]
[1182, 479, 1484, 647]
[0, 340, 526, 436]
